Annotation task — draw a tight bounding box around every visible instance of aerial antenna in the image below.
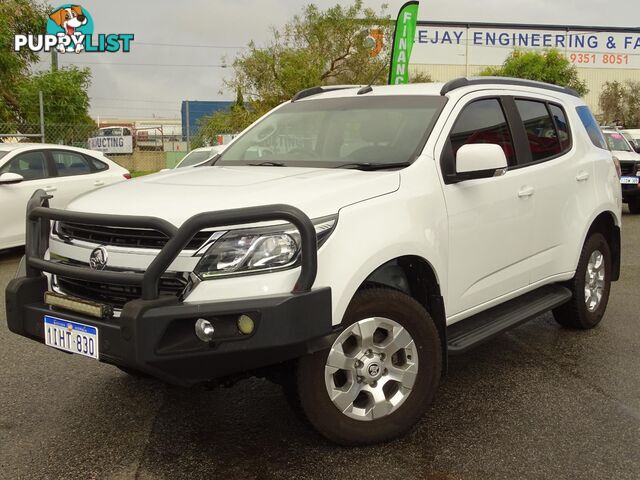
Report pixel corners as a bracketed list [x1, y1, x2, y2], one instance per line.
[357, 61, 390, 95]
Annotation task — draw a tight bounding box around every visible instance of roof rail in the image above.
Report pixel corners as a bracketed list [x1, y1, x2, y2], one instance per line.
[440, 77, 581, 98]
[291, 85, 358, 102]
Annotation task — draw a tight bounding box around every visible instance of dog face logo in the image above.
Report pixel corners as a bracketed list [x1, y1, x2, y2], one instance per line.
[46, 4, 93, 53]
[49, 6, 87, 36]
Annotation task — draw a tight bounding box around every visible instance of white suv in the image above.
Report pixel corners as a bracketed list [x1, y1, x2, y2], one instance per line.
[6, 77, 622, 445]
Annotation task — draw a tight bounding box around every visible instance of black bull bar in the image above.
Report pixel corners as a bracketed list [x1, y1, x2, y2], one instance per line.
[24, 189, 319, 298]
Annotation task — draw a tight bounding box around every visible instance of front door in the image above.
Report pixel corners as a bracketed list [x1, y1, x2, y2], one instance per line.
[438, 96, 535, 317]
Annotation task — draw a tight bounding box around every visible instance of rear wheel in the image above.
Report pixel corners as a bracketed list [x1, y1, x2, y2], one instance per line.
[291, 288, 442, 446]
[553, 233, 612, 329]
[628, 198, 640, 214]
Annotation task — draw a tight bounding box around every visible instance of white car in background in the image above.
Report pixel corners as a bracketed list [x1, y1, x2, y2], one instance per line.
[601, 127, 640, 212]
[0, 144, 130, 249]
[175, 145, 225, 168]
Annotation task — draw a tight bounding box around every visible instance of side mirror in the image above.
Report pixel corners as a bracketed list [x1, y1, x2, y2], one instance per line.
[455, 144, 508, 181]
[0, 172, 24, 185]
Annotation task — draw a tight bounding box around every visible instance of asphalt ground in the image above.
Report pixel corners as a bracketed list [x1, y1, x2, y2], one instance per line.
[1, 208, 639, 480]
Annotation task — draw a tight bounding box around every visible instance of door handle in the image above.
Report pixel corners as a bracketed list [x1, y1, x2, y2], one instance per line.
[44, 186, 57, 193]
[576, 171, 590, 182]
[517, 186, 535, 198]
[93, 181, 105, 187]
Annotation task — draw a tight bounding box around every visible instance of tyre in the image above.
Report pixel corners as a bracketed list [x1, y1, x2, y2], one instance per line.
[628, 198, 640, 214]
[553, 233, 612, 329]
[291, 288, 442, 446]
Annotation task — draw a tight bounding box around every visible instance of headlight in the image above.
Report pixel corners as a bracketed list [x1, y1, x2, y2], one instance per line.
[194, 215, 336, 279]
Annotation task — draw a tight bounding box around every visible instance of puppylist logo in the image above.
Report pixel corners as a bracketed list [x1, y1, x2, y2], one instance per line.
[13, 4, 134, 54]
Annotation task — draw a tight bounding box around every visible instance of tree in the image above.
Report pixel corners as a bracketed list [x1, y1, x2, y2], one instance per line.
[0, 0, 95, 141]
[17, 67, 95, 143]
[480, 49, 589, 97]
[599, 80, 640, 128]
[0, 0, 47, 123]
[200, 1, 394, 139]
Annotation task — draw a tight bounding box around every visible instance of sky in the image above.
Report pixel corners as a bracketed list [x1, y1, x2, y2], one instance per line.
[34, 0, 640, 120]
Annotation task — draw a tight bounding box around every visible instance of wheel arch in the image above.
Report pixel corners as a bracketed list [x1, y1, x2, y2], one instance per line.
[358, 255, 448, 373]
[583, 211, 621, 281]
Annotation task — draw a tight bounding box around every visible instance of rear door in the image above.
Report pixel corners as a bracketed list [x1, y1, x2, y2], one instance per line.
[48, 149, 101, 207]
[438, 94, 535, 317]
[508, 96, 591, 284]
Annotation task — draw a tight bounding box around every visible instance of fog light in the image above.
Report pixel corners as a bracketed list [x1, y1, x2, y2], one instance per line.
[237, 315, 255, 335]
[195, 318, 215, 342]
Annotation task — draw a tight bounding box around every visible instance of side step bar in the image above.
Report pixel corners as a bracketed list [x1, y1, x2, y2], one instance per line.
[447, 285, 572, 355]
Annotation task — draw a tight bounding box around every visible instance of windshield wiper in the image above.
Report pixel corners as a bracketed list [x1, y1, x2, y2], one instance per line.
[336, 161, 411, 171]
[247, 161, 285, 166]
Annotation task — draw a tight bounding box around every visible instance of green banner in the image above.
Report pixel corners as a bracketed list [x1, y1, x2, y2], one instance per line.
[388, 1, 419, 85]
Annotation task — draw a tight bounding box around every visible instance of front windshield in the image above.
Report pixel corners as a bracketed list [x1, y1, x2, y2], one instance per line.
[604, 132, 632, 152]
[0, 151, 8, 162]
[177, 150, 214, 168]
[217, 95, 447, 168]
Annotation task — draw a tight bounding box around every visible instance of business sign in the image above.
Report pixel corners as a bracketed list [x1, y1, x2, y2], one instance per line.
[389, 1, 419, 84]
[13, 4, 134, 54]
[88, 135, 133, 154]
[411, 24, 640, 69]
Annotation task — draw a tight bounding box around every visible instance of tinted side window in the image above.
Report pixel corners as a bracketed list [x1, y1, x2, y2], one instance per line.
[576, 106, 608, 150]
[87, 156, 108, 171]
[0, 151, 49, 180]
[450, 99, 516, 166]
[549, 104, 571, 151]
[52, 151, 91, 176]
[516, 100, 562, 162]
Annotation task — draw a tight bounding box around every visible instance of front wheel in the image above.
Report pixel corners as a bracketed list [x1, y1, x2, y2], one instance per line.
[291, 288, 442, 446]
[553, 233, 612, 329]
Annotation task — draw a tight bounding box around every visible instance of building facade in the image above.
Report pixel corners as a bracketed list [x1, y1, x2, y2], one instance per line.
[409, 21, 640, 113]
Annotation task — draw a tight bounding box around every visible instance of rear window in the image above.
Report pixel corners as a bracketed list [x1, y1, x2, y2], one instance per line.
[576, 106, 608, 150]
[603, 132, 632, 152]
[516, 100, 563, 163]
[88, 156, 109, 171]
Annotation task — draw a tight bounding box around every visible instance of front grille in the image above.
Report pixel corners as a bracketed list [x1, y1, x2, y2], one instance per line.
[56, 274, 188, 309]
[57, 222, 212, 250]
[620, 161, 636, 176]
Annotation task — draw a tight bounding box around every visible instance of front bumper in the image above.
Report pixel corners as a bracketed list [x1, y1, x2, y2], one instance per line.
[5, 190, 333, 386]
[6, 275, 332, 386]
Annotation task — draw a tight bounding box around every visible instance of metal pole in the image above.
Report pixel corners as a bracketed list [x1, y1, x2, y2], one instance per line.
[185, 100, 191, 152]
[39, 91, 45, 143]
[465, 25, 470, 77]
[51, 49, 58, 72]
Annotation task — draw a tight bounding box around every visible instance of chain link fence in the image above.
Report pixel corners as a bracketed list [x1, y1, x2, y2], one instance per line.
[2, 95, 241, 173]
[0, 123, 98, 147]
[0, 121, 238, 173]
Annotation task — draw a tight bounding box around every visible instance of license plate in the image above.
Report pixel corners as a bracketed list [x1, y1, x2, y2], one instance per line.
[620, 176, 639, 184]
[44, 315, 99, 360]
